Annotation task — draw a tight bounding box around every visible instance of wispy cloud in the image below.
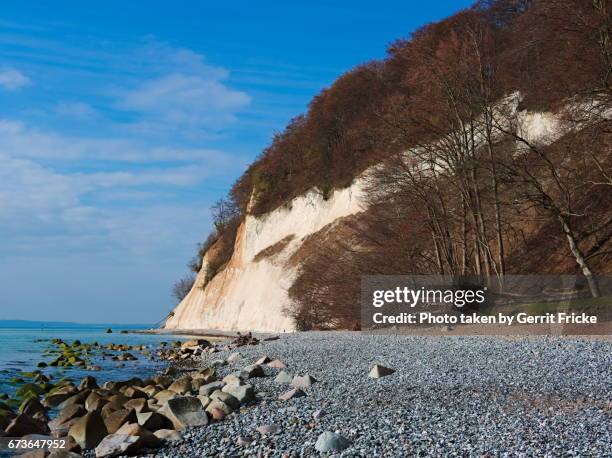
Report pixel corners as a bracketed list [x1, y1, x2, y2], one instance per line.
[118, 43, 251, 133]
[0, 118, 246, 164]
[0, 67, 31, 91]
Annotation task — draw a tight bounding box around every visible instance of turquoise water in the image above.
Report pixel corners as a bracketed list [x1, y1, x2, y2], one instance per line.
[0, 325, 182, 399]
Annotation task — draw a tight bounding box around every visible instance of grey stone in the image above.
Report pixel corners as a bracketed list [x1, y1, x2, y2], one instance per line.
[315, 431, 350, 452]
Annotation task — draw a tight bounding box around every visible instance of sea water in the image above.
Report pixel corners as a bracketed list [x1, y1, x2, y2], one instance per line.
[0, 323, 181, 398]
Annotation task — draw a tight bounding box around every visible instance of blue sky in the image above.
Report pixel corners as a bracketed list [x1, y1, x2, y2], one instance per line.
[0, 1, 473, 323]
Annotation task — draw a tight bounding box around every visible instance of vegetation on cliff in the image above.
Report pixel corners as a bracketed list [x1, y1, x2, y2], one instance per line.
[177, 0, 612, 329]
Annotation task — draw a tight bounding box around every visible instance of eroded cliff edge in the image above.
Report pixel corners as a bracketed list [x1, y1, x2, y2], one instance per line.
[164, 179, 365, 332]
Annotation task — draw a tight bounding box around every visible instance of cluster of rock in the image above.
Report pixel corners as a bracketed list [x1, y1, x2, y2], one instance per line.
[1, 349, 325, 458]
[156, 339, 215, 362]
[38, 339, 152, 372]
[156, 333, 274, 364]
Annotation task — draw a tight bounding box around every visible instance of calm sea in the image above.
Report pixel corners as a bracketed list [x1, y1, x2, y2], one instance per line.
[0, 324, 181, 399]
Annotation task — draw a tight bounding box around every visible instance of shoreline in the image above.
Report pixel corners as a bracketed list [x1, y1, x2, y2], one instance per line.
[1, 331, 610, 456]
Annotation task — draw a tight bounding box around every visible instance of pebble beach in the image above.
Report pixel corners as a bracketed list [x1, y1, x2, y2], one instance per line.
[158, 332, 612, 457]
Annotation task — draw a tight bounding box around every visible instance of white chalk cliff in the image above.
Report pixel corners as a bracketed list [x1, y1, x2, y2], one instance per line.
[164, 102, 563, 332]
[164, 179, 366, 332]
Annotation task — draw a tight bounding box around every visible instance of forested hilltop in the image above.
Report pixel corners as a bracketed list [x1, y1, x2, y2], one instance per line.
[174, 0, 612, 330]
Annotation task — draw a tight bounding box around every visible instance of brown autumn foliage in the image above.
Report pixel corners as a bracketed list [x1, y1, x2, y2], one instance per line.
[181, 0, 612, 328]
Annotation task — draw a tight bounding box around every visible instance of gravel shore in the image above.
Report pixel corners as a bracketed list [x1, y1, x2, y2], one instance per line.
[154, 332, 611, 457]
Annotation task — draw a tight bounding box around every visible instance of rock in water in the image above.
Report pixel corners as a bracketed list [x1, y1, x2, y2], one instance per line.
[79, 376, 98, 391]
[161, 396, 209, 430]
[68, 411, 108, 449]
[315, 431, 350, 452]
[5, 414, 48, 436]
[368, 364, 395, 378]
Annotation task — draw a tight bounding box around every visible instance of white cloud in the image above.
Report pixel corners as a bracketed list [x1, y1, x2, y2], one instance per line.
[0, 117, 245, 257]
[0, 118, 244, 165]
[118, 44, 251, 132]
[0, 67, 31, 91]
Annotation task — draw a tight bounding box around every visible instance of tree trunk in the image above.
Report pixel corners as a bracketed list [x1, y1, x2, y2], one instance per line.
[558, 214, 601, 297]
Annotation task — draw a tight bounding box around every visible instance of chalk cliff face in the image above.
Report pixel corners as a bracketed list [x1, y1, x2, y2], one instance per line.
[164, 104, 560, 332]
[164, 179, 366, 332]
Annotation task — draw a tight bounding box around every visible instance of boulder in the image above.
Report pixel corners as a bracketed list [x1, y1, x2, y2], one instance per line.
[221, 383, 255, 405]
[100, 402, 122, 420]
[205, 400, 233, 416]
[278, 388, 305, 401]
[78, 376, 98, 391]
[160, 396, 209, 430]
[94, 434, 139, 457]
[208, 406, 226, 420]
[57, 405, 86, 425]
[124, 398, 149, 413]
[255, 356, 271, 365]
[168, 378, 192, 395]
[122, 387, 146, 399]
[153, 429, 182, 442]
[197, 395, 211, 409]
[68, 412, 108, 449]
[5, 414, 48, 436]
[274, 371, 293, 385]
[85, 393, 107, 412]
[197, 367, 215, 378]
[222, 373, 243, 386]
[315, 431, 350, 452]
[139, 385, 159, 397]
[20, 398, 46, 417]
[106, 395, 129, 407]
[136, 411, 172, 431]
[60, 390, 91, 409]
[43, 392, 74, 408]
[115, 422, 161, 448]
[267, 359, 286, 369]
[153, 390, 176, 403]
[368, 364, 395, 379]
[198, 381, 225, 396]
[104, 409, 136, 434]
[241, 364, 265, 379]
[181, 339, 210, 349]
[210, 391, 240, 410]
[48, 417, 79, 437]
[190, 378, 208, 392]
[291, 374, 317, 389]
